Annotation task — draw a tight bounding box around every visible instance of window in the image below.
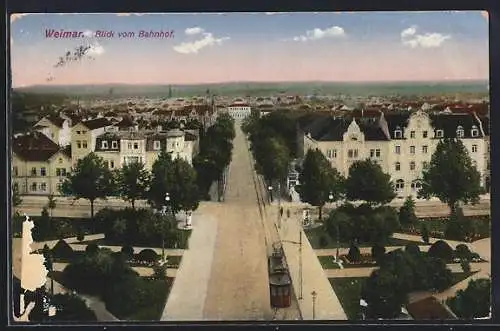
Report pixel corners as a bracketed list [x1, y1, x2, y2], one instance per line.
[422, 145, 428, 154]
[436, 130, 444, 138]
[13, 166, 18, 176]
[472, 144, 478, 153]
[58, 158, 63, 164]
[77, 140, 82, 148]
[56, 168, 67, 176]
[102, 141, 108, 149]
[154, 140, 161, 150]
[394, 129, 402, 138]
[375, 149, 381, 157]
[31, 167, 37, 176]
[423, 131, 428, 138]
[411, 181, 422, 191]
[57, 183, 62, 192]
[487, 161, 490, 170]
[31, 182, 37, 191]
[395, 162, 401, 171]
[456, 126, 464, 138]
[112, 141, 118, 149]
[82, 131, 87, 134]
[395, 179, 405, 191]
[128, 142, 133, 149]
[410, 146, 415, 154]
[410, 131, 415, 138]
[370, 149, 375, 158]
[471, 126, 479, 137]
[76, 130, 81, 134]
[38, 167, 46, 176]
[40, 183, 47, 191]
[110, 161, 115, 168]
[82, 141, 87, 148]
[422, 161, 429, 169]
[105, 160, 110, 168]
[348, 150, 354, 158]
[134, 142, 139, 149]
[410, 161, 416, 170]
[395, 145, 401, 154]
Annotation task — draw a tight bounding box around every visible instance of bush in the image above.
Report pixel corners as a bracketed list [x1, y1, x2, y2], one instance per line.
[137, 249, 159, 263]
[405, 243, 421, 257]
[398, 196, 418, 228]
[428, 240, 454, 262]
[421, 223, 430, 244]
[76, 228, 85, 242]
[51, 240, 74, 259]
[455, 244, 472, 260]
[461, 259, 471, 273]
[85, 243, 100, 256]
[371, 243, 386, 263]
[347, 244, 361, 262]
[121, 245, 134, 259]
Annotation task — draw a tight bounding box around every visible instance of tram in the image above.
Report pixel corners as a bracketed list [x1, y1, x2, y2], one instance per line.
[268, 243, 292, 308]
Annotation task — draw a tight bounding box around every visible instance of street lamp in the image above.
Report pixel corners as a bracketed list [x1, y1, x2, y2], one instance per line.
[311, 290, 317, 320]
[268, 185, 273, 203]
[161, 192, 170, 262]
[329, 191, 339, 261]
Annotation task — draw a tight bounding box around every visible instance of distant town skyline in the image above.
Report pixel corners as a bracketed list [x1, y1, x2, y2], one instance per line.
[10, 11, 489, 87]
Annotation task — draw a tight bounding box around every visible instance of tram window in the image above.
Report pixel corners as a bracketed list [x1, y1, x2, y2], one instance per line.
[283, 287, 289, 296]
[271, 287, 277, 296]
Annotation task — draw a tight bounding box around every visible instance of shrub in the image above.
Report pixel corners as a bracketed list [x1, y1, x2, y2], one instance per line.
[137, 249, 159, 263]
[461, 259, 471, 273]
[51, 240, 74, 259]
[76, 228, 85, 242]
[405, 243, 421, 257]
[371, 243, 386, 263]
[455, 244, 472, 260]
[347, 244, 361, 262]
[428, 240, 454, 262]
[421, 223, 430, 244]
[121, 245, 134, 259]
[85, 243, 100, 256]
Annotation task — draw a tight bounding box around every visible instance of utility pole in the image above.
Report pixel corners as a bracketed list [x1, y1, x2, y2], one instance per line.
[299, 230, 303, 300]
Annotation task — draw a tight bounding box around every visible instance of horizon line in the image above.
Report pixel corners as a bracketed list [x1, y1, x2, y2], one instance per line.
[14, 78, 489, 89]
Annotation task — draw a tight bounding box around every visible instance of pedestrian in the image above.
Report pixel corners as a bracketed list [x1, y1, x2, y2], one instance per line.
[286, 209, 290, 218]
[280, 207, 283, 217]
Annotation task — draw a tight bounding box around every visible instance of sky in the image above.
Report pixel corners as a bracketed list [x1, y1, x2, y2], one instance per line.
[10, 11, 489, 87]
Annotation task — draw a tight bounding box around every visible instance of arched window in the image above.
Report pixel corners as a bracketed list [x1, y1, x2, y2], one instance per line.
[456, 125, 464, 138]
[395, 179, 405, 191]
[411, 180, 422, 191]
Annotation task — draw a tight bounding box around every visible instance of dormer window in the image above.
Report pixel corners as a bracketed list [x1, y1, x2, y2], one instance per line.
[111, 141, 118, 149]
[436, 130, 444, 138]
[154, 141, 161, 150]
[471, 126, 479, 137]
[456, 126, 464, 138]
[101, 141, 108, 149]
[394, 127, 402, 139]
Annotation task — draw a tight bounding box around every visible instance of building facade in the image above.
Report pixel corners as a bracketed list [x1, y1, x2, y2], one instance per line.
[298, 110, 489, 199]
[33, 115, 72, 146]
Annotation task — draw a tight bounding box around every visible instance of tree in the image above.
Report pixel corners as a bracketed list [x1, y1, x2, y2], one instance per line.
[371, 243, 386, 263]
[428, 240, 454, 262]
[405, 243, 421, 258]
[362, 269, 407, 318]
[116, 161, 150, 210]
[51, 240, 74, 260]
[347, 244, 361, 262]
[296, 149, 344, 220]
[461, 259, 471, 273]
[33, 207, 51, 241]
[13, 184, 22, 207]
[447, 279, 490, 318]
[148, 151, 174, 210]
[47, 194, 56, 218]
[421, 223, 430, 244]
[121, 245, 134, 260]
[398, 196, 418, 229]
[344, 159, 396, 206]
[61, 153, 115, 222]
[455, 244, 472, 260]
[49, 293, 97, 321]
[254, 136, 290, 184]
[418, 138, 482, 215]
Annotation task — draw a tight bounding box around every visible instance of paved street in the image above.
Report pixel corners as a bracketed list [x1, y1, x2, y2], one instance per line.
[200, 123, 276, 321]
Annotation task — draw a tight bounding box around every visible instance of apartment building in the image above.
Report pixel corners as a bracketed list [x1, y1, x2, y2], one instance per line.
[297, 110, 490, 198]
[70, 118, 113, 167]
[12, 132, 72, 196]
[33, 114, 72, 146]
[226, 99, 252, 120]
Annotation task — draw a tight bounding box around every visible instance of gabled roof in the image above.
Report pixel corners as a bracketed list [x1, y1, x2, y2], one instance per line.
[12, 132, 61, 162]
[77, 118, 112, 130]
[43, 115, 66, 128]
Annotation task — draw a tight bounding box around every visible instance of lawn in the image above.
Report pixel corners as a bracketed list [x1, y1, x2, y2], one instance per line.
[305, 227, 428, 249]
[30, 217, 99, 242]
[450, 271, 478, 287]
[329, 277, 365, 320]
[317, 256, 341, 269]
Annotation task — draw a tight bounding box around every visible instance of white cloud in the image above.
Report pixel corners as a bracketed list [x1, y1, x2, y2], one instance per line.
[10, 14, 30, 23]
[401, 26, 451, 48]
[290, 26, 346, 42]
[185, 27, 204, 35]
[88, 43, 105, 55]
[82, 30, 94, 38]
[173, 31, 230, 54]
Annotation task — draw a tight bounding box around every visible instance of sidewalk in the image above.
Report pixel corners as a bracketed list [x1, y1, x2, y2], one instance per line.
[161, 211, 219, 321]
[314, 245, 430, 257]
[278, 215, 347, 320]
